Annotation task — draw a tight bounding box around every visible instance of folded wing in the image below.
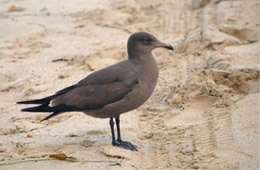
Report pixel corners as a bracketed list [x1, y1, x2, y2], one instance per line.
[51, 81, 131, 110]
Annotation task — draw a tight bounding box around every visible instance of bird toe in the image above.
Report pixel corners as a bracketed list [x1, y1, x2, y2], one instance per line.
[112, 140, 138, 151]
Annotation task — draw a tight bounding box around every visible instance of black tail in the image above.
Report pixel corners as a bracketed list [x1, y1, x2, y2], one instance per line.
[20, 103, 77, 121]
[17, 85, 76, 105]
[17, 96, 53, 105]
[40, 112, 62, 122]
[17, 84, 78, 121]
[20, 104, 63, 121]
[21, 104, 53, 112]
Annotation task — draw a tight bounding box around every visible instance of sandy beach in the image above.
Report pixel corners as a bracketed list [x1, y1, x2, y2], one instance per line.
[0, 0, 259, 169]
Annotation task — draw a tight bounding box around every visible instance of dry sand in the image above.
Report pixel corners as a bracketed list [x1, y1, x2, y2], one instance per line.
[0, 0, 259, 169]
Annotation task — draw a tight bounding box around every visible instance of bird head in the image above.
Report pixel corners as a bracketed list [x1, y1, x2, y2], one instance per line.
[127, 32, 174, 58]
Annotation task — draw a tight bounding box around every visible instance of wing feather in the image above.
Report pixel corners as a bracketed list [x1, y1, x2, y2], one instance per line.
[51, 81, 132, 110]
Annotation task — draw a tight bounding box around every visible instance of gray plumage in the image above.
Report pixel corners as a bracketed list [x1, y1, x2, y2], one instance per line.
[17, 32, 174, 151]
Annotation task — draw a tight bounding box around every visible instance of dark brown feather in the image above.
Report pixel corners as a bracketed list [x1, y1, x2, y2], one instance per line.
[51, 81, 132, 110]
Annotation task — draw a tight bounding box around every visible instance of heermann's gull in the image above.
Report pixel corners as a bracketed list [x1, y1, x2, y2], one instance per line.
[17, 32, 174, 151]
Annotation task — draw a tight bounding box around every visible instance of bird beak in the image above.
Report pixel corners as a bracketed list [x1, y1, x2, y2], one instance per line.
[158, 42, 174, 50]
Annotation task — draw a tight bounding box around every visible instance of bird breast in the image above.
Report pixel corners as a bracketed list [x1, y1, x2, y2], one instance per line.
[116, 55, 159, 112]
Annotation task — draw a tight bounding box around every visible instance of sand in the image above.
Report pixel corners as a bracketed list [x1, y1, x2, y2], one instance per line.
[0, 0, 259, 169]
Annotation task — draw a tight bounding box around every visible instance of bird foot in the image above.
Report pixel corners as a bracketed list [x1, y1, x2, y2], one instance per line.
[112, 140, 138, 151]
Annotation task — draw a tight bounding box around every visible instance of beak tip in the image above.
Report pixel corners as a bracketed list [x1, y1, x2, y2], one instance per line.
[158, 42, 174, 50]
[169, 45, 174, 50]
[166, 44, 174, 50]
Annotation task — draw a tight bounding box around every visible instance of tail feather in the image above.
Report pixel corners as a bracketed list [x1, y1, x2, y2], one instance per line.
[17, 97, 53, 105]
[40, 112, 62, 122]
[21, 104, 53, 112]
[21, 104, 63, 121]
[20, 104, 77, 121]
[17, 84, 77, 121]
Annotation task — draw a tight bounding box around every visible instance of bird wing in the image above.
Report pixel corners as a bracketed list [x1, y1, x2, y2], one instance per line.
[50, 61, 134, 110]
[77, 60, 128, 86]
[51, 81, 132, 110]
[18, 60, 134, 113]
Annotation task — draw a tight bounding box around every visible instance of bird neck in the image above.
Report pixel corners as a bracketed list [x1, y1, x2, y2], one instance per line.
[127, 49, 152, 63]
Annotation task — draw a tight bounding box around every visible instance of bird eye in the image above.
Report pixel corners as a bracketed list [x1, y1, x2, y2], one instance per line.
[144, 37, 153, 44]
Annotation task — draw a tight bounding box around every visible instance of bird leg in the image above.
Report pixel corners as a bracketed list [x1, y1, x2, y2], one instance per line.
[109, 117, 138, 151]
[115, 117, 122, 141]
[110, 117, 116, 144]
[115, 116, 138, 151]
